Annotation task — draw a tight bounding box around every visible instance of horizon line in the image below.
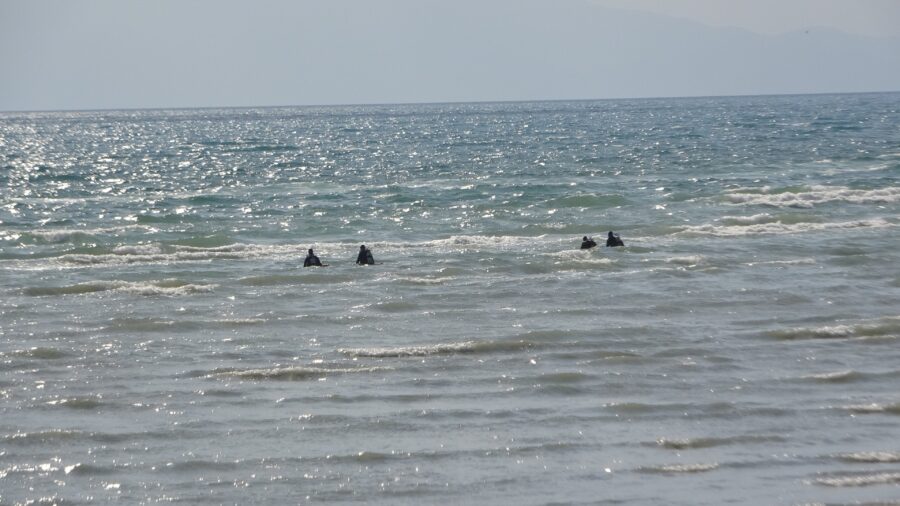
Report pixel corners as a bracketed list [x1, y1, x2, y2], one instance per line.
[2, 89, 899, 115]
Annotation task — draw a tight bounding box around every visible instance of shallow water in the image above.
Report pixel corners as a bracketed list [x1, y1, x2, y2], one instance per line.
[2, 94, 899, 504]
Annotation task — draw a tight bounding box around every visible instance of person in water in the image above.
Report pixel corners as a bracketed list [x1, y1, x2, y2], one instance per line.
[606, 231, 625, 247]
[356, 245, 375, 265]
[580, 236, 597, 249]
[303, 248, 324, 267]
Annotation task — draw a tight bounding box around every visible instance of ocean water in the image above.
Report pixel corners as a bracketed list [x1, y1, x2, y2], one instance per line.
[1, 93, 899, 505]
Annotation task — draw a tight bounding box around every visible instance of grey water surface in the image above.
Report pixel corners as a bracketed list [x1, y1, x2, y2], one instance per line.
[2, 94, 899, 504]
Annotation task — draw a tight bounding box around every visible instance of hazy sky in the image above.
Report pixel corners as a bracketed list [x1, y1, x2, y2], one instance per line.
[1, 0, 899, 111]
[593, 0, 900, 37]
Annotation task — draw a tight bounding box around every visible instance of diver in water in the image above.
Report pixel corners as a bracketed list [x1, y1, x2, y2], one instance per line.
[580, 236, 597, 249]
[606, 231, 624, 247]
[303, 248, 324, 267]
[356, 245, 375, 265]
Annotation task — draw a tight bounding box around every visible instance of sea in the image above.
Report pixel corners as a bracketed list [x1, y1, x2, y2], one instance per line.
[1, 93, 899, 505]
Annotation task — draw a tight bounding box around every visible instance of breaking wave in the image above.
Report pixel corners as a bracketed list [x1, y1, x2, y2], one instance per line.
[768, 317, 900, 341]
[205, 365, 392, 381]
[839, 403, 900, 415]
[677, 218, 893, 237]
[724, 185, 900, 208]
[339, 339, 538, 358]
[653, 434, 784, 450]
[639, 463, 719, 474]
[24, 279, 216, 296]
[837, 452, 900, 463]
[815, 472, 900, 487]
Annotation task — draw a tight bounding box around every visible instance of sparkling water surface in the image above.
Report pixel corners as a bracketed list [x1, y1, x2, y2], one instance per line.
[2, 94, 900, 504]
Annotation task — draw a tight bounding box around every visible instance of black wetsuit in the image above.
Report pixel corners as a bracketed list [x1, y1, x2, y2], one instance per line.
[303, 254, 322, 267]
[580, 238, 597, 249]
[357, 248, 374, 265]
[606, 233, 624, 247]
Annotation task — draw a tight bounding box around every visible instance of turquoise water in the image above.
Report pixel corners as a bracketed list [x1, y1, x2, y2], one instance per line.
[2, 94, 900, 504]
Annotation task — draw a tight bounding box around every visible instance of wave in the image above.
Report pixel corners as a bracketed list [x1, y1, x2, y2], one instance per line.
[719, 213, 777, 225]
[44, 397, 104, 410]
[533, 371, 593, 384]
[370, 300, 419, 313]
[339, 341, 480, 358]
[4, 347, 69, 359]
[392, 275, 454, 285]
[839, 403, 900, 415]
[338, 338, 539, 358]
[543, 193, 628, 209]
[815, 472, 900, 487]
[62, 462, 118, 476]
[238, 273, 351, 286]
[602, 401, 737, 416]
[2, 429, 83, 445]
[99, 317, 266, 332]
[798, 370, 865, 383]
[5, 225, 153, 245]
[653, 434, 784, 450]
[665, 255, 705, 266]
[424, 234, 548, 250]
[24, 279, 216, 296]
[837, 452, 900, 463]
[165, 459, 242, 472]
[768, 316, 900, 341]
[723, 185, 900, 208]
[544, 249, 616, 264]
[677, 217, 893, 237]
[639, 463, 719, 474]
[111, 244, 165, 255]
[51, 244, 279, 267]
[745, 258, 817, 267]
[205, 365, 392, 381]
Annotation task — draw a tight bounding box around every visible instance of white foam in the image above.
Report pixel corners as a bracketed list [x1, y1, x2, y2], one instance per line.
[26, 279, 216, 296]
[652, 463, 719, 473]
[54, 243, 299, 267]
[724, 185, 900, 208]
[544, 249, 616, 264]
[21, 225, 152, 242]
[665, 255, 704, 265]
[678, 218, 893, 237]
[115, 281, 216, 296]
[425, 234, 547, 250]
[771, 316, 900, 342]
[392, 276, 453, 285]
[815, 472, 900, 487]
[839, 451, 900, 463]
[208, 365, 390, 380]
[721, 213, 775, 225]
[842, 402, 900, 414]
[802, 370, 858, 381]
[112, 244, 164, 255]
[745, 258, 817, 267]
[340, 341, 479, 357]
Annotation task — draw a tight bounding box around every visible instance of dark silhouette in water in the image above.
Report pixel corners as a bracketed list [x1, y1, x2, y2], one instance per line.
[580, 236, 597, 249]
[356, 245, 375, 265]
[606, 231, 624, 247]
[303, 248, 324, 267]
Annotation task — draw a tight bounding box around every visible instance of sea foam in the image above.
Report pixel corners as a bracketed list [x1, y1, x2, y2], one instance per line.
[724, 185, 900, 208]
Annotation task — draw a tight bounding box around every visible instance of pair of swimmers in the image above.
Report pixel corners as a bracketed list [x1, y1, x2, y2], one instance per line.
[303, 245, 375, 267]
[581, 231, 624, 249]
